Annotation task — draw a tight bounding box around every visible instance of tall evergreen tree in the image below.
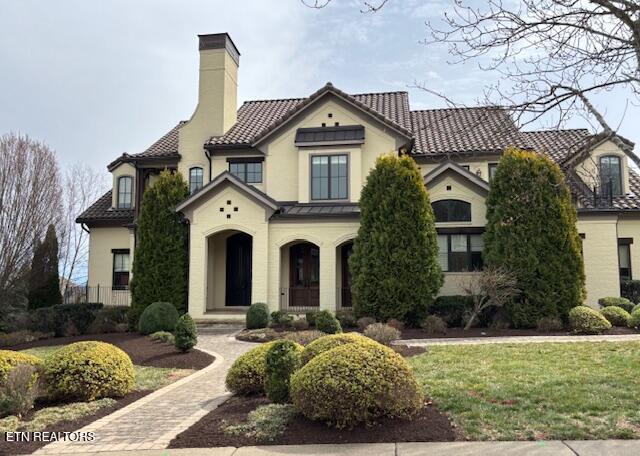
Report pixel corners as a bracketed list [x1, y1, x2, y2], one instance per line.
[350, 154, 443, 325]
[130, 170, 189, 326]
[27, 224, 61, 309]
[484, 148, 585, 327]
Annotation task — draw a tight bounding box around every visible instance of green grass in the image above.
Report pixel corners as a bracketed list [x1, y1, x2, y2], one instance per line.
[409, 342, 640, 440]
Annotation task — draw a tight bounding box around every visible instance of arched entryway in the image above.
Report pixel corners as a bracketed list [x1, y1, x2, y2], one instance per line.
[280, 241, 320, 311]
[336, 240, 354, 310]
[206, 230, 253, 310]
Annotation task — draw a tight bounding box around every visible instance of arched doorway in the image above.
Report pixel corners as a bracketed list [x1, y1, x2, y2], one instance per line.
[225, 232, 252, 306]
[337, 240, 354, 310]
[287, 241, 320, 310]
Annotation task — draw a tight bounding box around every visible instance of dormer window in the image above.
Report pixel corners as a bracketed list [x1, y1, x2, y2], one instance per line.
[600, 155, 622, 196]
[189, 167, 203, 194]
[117, 176, 133, 209]
[311, 154, 348, 200]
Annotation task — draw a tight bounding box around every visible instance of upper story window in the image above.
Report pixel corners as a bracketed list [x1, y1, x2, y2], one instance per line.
[112, 249, 130, 290]
[230, 161, 262, 183]
[600, 155, 622, 196]
[432, 199, 471, 222]
[117, 176, 133, 209]
[189, 167, 203, 194]
[488, 163, 499, 181]
[311, 154, 348, 200]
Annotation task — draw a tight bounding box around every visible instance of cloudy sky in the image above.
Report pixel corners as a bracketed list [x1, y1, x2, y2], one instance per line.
[1, 0, 637, 181]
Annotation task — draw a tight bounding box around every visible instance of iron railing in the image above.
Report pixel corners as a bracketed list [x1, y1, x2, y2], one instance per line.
[279, 287, 352, 312]
[63, 285, 131, 307]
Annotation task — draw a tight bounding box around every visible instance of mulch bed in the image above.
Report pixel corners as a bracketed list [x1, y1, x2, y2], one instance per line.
[399, 326, 639, 340]
[9, 332, 214, 370]
[169, 395, 457, 448]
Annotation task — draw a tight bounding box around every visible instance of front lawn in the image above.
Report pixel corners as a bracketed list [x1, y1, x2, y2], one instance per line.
[410, 341, 640, 440]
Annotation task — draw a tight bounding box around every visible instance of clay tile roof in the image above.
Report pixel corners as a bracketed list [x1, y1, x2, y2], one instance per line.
[76, 190, 134, 225]
[135, 121, 187, 157]
[520, 129, 591, 162]
[410, 107, 524, 155]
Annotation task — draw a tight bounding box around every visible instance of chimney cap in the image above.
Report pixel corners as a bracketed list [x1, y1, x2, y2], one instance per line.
[198, 33, 240, 65]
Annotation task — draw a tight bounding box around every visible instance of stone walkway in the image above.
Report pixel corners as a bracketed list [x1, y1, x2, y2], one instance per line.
[399, 333, 640, 347]
[36, 327, 254, 454]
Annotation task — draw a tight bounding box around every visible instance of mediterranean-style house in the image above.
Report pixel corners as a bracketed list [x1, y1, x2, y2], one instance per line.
[77, 33, 640, 321]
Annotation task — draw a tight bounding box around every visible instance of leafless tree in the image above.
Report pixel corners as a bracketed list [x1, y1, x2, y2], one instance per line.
[0, 133, 62, 301]
[58, 163, 107, 294]
[461, 266, 519, 330]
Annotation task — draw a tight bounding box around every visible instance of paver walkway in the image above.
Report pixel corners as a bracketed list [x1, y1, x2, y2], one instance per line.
[399, 333, 640, 346]
[36, 327, 255, 454]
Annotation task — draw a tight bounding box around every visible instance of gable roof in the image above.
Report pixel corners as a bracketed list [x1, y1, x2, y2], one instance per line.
[424, 160, 490, 194]
[76, 190, 134, 226]
[520, 129, 591, 163]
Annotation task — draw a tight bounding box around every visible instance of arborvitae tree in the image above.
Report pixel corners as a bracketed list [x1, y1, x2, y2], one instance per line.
[27, 224, 61, 309]
[130, 170, 189, 326]
[350, 154, 443, 325]
[484, 148, 585, 327]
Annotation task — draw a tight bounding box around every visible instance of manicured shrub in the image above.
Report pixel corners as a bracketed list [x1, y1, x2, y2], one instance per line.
[305, 311, 318, 327]
[44, 341, 135, 401]
[356, 316, 376, 331]
[283, 330, 324, 346]
[598, 297, 635, 313]
[265, 340, 303, 403]
[484, 149, 585, 327]
[269, 311, 293, 329]
[138, 302, 179, 335]
[536, 317, 564, 332]
[363, 323, 401, 346]
[31, 303, 104, 337]
[429, 295, 474, 327]
[568, 306, 612, 335]
[174, 314, 198, 352]
[336, 310, 357, 328]
[621, 280, 640, 304]
[421, 315, 447, 335]
[291, 318, 309, 331]
[0, 351, 42, 385]
[87, 306, 129, 334]
[350, 154, 442, 325]
[600, 306, 631, 327]
[300, 333, 375, 365]
[0, 364, 41, 418]
[627, 308, 640, 329]
[226, 342, 276, 395]
[290, 342, 424, 428]
[149, 331, 174, 344]
[315, 310, 342, 334]
[246, 303, 270, 330]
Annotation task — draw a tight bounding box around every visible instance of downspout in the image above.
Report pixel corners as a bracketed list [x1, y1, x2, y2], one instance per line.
[205, 148, 212, 182]
[80, 223, 90, 234]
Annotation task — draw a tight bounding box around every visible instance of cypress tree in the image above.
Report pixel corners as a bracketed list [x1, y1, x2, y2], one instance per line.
[350, 154, 443, 325]
[130, 170, 189, 326]
[28, 224, 61, 309]
[484, 148, 585, 327]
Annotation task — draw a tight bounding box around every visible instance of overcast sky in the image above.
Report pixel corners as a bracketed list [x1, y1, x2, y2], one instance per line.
[1, 0, 637, 181]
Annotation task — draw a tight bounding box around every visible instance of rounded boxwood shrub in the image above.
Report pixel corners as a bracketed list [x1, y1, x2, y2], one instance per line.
[44, 341, 135, 401]
[568, 306, 612, 335]
[226, 341, 303, 395]
[0, 351, 42, 385]
[363, 323, 401, 345]
[246, 303, 269, 330]
[290, 342, 424, 428]
[265, 340, 303, 403]
[598, 297, 635, 313]
[174, 314, 198, 352]
[315, 310, 342, 334]
[600, 306, 631, 327]
[300, 332, 377, 365]
[628, 308, 640, 329]
[138, 302, 179, 335]
[634, 304, 640, 314]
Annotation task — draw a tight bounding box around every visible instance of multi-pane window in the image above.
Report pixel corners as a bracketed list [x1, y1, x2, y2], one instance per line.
[437, 234, 483, 272]
[488, 163, 499, 182]
[619, 242, 632, 281]
[189, 167, 203, 194]
[229, 162, 262, 183]
[112, 251, 130, 289]
[117, 176, 133, 209]
[600, 155, 622, 196]
[311, 154, 348, 200]
[432, 199, 472, 222]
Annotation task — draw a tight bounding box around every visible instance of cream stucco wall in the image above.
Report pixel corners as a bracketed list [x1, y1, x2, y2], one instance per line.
[575, 140, 630, 195]
[616, 214, 640, 283]
[87, 227, 133, 306]
[110, 163, 136, 209]
[419, 155, 502, 183]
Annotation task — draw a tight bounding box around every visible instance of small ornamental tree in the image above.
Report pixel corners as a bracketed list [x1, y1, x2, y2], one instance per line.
[27, 224, 61, 309]
[350, 154, 443, 325]
[130, 170, 189, 326]
[484, 148, 585, 327]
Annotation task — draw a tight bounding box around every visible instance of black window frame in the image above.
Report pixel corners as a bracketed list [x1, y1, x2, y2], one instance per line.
[618, 239, 633, 282]
[488, 163, 499, 182]
[229, 161, 263, 183]
[437, 233, 484, 272]
[310, 154, 349, 201]
[189, 167, 204, 194]
[112, 249, 130, 290]
[432, 199, 472, 223]
[600, 155, 623, 196]
[117, 176, 133, 209]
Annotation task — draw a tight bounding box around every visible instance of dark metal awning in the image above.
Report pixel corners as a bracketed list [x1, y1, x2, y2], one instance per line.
[295, 125, 365, 146]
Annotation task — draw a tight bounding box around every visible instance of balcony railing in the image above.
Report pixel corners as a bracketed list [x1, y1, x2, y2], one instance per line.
[63, 285, 131, 307]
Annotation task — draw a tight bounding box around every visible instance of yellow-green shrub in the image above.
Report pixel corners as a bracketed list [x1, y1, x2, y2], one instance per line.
[44, 341, 135, 401]
[600, 306, 631, 327]
[226, 341, 303, 395]
[629, 308, 640, 329]
[300, 333, 377, 365]
[0, 351, 42, 385]
[568, 306, 611, 334]
[290, 343, 424, 428]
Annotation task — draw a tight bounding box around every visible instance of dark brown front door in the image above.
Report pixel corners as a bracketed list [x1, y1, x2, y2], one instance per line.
[226, 233, 252, 306]
[341, 242, 353, 308]
[289, 243, 320, 308]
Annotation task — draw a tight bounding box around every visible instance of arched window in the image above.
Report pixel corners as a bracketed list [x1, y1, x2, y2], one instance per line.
[117, 176, 133, 209]
[600, 155, 622, 196]
[189, 167, 204, 194]
[432, 199, 471, 222]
